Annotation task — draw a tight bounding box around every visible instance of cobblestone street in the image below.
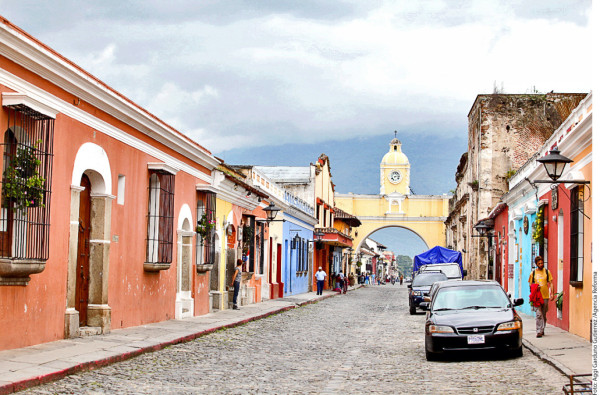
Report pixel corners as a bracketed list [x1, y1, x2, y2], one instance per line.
[22, 285, 567, 394]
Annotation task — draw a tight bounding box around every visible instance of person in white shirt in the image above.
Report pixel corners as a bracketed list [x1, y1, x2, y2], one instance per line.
[315, 267, 327, 295]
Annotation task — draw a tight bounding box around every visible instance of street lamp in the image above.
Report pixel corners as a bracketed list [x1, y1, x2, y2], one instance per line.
[262, 202, 287, 224]
[473, 220, 494, 280]
[311, 230, 325, 250]
[313, 230, 324, 242]
[536, 148, 572, 182]
[473, 221, 492, 237]
[534, 149, 589, 185]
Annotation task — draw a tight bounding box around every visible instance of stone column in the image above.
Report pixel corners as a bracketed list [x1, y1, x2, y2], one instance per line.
[87, 194, 114, 333]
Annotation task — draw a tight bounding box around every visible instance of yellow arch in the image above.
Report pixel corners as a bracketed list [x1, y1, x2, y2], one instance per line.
[336, 193, 449, 254]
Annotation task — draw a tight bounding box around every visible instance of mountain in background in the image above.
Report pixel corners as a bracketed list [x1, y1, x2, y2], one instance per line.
[220, 132, 466, 196]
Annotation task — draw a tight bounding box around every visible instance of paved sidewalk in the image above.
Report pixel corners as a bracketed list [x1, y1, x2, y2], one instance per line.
[520, 312, 592, 377]
[0, 285, 592, 394]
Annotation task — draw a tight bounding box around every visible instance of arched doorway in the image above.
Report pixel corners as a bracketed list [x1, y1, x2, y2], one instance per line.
[65, 143, 114, 338]
[176, 205, 194, 319]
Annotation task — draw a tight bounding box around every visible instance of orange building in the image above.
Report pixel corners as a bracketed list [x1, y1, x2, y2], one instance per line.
[0, 18, 224, 350]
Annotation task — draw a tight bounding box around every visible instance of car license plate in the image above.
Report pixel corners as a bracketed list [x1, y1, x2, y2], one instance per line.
[468, 335, 485, 344]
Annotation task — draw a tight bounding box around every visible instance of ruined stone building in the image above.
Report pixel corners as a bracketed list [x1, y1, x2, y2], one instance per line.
[445, 93, 587, 279]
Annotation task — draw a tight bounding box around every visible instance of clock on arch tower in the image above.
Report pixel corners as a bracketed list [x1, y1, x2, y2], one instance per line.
[380, 133, 410, 195]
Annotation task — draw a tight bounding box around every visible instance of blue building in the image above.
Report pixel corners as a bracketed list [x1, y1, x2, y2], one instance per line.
[504, 157, 545, 317]
[282, 191, 317, 296]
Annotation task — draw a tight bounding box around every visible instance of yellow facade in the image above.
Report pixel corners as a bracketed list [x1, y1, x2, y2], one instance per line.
[214, 197, 233, 310]
[336, 137, 449, 253]
[568, 147, 592, 339]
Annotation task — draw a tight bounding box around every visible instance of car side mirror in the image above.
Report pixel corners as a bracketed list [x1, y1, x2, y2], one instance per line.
[513, 298, 524, 307]
[407, 284, 412, 289]
[462, 270, 467, 277]
[419, 302, 430, 310]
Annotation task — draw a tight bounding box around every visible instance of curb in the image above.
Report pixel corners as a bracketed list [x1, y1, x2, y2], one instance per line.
[0, 291, 350, 394]
[522, 339, 573, 378]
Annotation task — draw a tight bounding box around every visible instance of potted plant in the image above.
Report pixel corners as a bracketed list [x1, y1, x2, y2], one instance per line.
[196, 212, 215, 242]
[532, 207, 544, 244]
[2, 144, 45, 211]
[555, 291, 563, 311]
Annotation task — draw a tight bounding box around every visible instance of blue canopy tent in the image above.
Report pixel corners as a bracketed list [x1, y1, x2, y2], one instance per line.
[413, 246, 463, 273]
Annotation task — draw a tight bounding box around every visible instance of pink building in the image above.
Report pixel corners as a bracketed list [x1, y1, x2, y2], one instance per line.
[0, 18, 221, 350]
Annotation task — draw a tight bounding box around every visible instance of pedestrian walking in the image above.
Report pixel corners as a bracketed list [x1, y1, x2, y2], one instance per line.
[230, 259, 243, 310]
[400, 274, 404, 285]
[336, 271, 345, 290]
[315, 266, 327, 295]
[528, 256, 554, 337]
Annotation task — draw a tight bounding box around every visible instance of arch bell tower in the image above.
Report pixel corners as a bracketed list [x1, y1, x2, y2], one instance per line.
[380, 132, 410, 196]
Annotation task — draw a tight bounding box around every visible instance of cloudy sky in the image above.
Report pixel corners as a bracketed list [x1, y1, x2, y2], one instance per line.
[1, 1, 592, 257]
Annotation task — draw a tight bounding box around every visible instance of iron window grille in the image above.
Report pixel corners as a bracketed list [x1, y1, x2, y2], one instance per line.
[295, 237, 302, 274]
[303, 239, 308, 271]
[257, 222, 264, 275]
[196, 192, 216, 266]
[146, 170, 175, 264]
[0, 105, 54, 260]
[569, 186, 584, 285]
[242, 216, 255, 273]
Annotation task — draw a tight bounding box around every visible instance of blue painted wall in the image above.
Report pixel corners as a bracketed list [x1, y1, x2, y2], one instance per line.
[282, 215, 313, 296]
[514, 206, 538, 317]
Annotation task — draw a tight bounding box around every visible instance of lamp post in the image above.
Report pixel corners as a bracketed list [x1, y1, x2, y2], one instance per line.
[534, 149, 589, 185]
[262, 202, 282, 223]
[536, 148, 572, 182]
[313, 230, 324, 243]
[473, 220, 494, 280]
[473, 221, 492, 237]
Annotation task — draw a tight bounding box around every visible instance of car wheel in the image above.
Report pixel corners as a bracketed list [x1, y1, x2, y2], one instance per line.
[425, 350, 439, 361]
[511, 346, 523, 358]
[409, 305, 416, 315]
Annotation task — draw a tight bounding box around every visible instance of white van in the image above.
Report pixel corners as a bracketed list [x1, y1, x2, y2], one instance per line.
[418, 263, 466, 280]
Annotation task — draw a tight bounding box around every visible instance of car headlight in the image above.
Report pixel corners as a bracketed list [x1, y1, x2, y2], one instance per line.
[412, 290, 422, 296]
[428, 324, 454, 334]
[497, 320, 522, 331]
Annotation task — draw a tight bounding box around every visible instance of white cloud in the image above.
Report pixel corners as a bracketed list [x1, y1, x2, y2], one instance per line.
[2, 1, 592, 153]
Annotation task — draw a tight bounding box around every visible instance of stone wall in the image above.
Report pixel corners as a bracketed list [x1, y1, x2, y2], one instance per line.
[449, 93, 587, 279]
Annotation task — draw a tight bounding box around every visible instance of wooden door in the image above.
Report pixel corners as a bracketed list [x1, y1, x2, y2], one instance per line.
[495, 249, 502, 284]
[75, 174, 91, 326]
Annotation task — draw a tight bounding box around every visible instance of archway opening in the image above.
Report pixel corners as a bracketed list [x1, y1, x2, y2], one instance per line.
[359, 226, 428, 279]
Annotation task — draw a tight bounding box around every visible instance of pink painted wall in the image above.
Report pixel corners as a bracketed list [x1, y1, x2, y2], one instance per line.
[0, 52, 212, 350]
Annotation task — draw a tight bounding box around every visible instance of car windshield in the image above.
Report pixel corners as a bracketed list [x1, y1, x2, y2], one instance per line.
[432, 285, 510, 311]
[423, 265, 462, 278]
[412, 273, 447, 287]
